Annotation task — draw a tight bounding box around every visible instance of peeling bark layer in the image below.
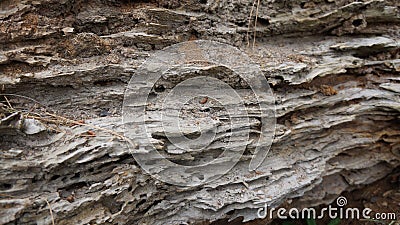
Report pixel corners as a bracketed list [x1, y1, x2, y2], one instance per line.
[1, 0, 400, 224]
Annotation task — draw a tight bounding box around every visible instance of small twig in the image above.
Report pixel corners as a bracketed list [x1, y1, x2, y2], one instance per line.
[25, 115, 64, 125]
[46, 112, 116, 135]
[247, 0, 257, 47]
[0, 193, 16, 199]
[41, 121, 64, 133]
[44, 112, 138, 149]
[44, 199, 55, 225]
[253, 0, 261, 49]
[0, 94, 48, 109]
[1, 94, 137, 149]
[79, 134, 97, 137]
[3, 96, 13, 109]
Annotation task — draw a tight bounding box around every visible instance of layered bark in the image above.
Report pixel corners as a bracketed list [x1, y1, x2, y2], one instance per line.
[1, 0, 399, 224]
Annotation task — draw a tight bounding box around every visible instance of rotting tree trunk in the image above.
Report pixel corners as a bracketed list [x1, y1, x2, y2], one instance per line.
[1, 0, 400, 224]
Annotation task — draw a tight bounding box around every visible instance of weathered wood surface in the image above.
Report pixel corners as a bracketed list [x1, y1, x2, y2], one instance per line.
[1, 0, 399, 224]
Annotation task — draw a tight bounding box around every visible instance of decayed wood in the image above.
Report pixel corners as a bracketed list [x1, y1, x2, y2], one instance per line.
[0, 0, 399, 224]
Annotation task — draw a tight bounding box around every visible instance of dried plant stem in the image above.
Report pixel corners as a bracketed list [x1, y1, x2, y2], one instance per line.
[1, 94, 137, 149]
[0, 94, 47, 108]
[3, 96, 13, 109]
[247, 0, 257, 47]
[44, 199, 55, 225]
[43, 112, 138, 149]
[253, 0, 260, 49]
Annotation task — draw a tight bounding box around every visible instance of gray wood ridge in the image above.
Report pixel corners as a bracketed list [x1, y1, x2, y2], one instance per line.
[0, 0, 399, 224]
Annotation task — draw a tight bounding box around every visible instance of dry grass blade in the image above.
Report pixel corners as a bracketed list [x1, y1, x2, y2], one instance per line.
[3, 96, 13, 109]
[0, 94, 47, 108]
[0, 193, 16, 199]
[0, 94, 138, 149]
[247, 0, 257, 47]
[44, 198, 55, 225]
[253, 0, 260, 49]
[42, 112, 138, 149]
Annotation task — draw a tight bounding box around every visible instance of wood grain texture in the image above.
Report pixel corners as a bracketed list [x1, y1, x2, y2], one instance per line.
[0, 0, 399, 224]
